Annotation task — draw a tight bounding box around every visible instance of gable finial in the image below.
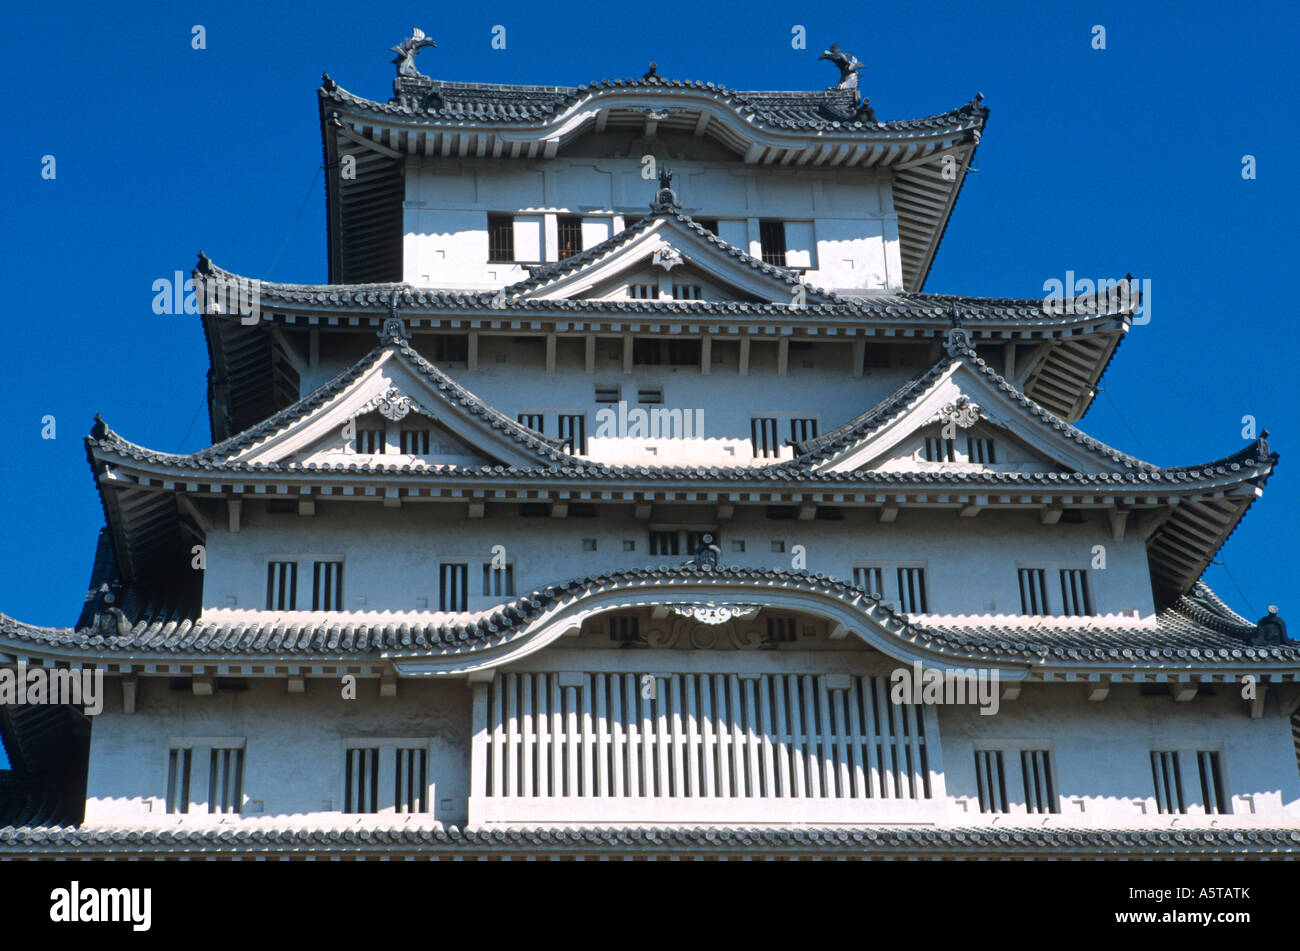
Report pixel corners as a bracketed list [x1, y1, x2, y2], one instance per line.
[651, 166, 680, 213]
[943, 325, 973, 356]
[818, 42, 863, 92]
[379, 298, 409, 344]
[643, 61, 658, 79]
[391, 28, 437, 79]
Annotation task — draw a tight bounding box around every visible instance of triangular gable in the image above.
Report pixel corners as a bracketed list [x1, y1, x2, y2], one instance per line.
[499, 206, 832, 306]
[222, 329, 573, 469]
[798, 330, 1156, 476]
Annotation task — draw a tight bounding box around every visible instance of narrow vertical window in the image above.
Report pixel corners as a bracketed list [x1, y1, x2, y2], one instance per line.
[1020, 750, 1058, 814]
[974, 750, 1008, 813]
[439, 563, 468, 611]
[1151, 751, 1186, 814]
[266, 561, 298, 610]
[1059, 569, 1093, 616]
[1197, 750, 1228, 815]
[897, 567, 928, 613]
[482, 562, 515, 597]
[344, 747, 380, 813]
[208, 747, 245, 815]
[557, 215, 583, 260]
[853, 566, 884, 597]
[750, 417, 779, 458]
[487, 214, 515, 262]
[166, 747, 193, 815]
[400, 429, 430, 454]
[312, 561, 343, 611]
[789, 418, 818, 443]
[394, 748, 429, 814]
[1018, 568, 1048, 615]
[558, 414, 586, 454]
[759, 220, 787, 266]
[517, 413, 545, 433]
[923, 434, 956, 462]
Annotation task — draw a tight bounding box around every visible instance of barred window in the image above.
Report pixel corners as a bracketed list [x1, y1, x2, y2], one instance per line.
[897, 567, 928, 613]
[344, 747, 380, 814]
[312, 561, 343, 611]
[637, 386, 663, 405]
[594, 385, 620, 403]
[557, 215, 583, 260]
[628, 284, 657, 300]
[482, 563, 515, 597]
[974, 750, 1008, 813]
[852, 566, 884, 597]
[923, 434, 956, 463]
[1018, 568, 1048, 615]
[395, 748, 429, 814]
[266, 561, 297, 610]
[400, 429, 430, 455]
[1198, 751, 1228, 815]
[648, 531, 680, 556]
[672, 284, 703, 300]
[789, 418, 818, 443]
[1059, 569, 1093, 616]
[487, 214, 515, 262]
[1020, 750, 1058, 814]
[967, 437, 997, 464]
[517, 413, 545, 433]
[440, 563, 468, 612]
[751, 417, 779, 458]
[558, 414, 586, 454]
[765, 616, 797, 643]
[759, 220, 787, 266]
[166, 748, 193, 815]
[357, 428, 385, 454]
[1151, 751, 1186, 814]
[208, 748, 245, 815]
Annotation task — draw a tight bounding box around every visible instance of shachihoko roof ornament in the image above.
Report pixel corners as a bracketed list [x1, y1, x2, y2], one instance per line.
[391, 28, 436, 78]
[819, 42, 876, 122]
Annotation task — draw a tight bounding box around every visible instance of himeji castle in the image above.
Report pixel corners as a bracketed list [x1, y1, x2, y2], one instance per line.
[1, 35, 1296, 860]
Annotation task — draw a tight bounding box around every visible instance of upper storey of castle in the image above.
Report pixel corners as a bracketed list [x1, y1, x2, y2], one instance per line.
[317, 40, 987, 293]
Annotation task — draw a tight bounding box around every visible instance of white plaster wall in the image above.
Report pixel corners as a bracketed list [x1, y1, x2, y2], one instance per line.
[938, 684, 1300, 824]
[300, 338, 922, 467]
[401, 156, 902, 291]
[83, 678, 470, 826]
[201, 506, 1155, 619]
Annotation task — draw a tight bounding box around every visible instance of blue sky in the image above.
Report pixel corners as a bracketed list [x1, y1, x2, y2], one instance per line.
[0, 0, 1295, 648]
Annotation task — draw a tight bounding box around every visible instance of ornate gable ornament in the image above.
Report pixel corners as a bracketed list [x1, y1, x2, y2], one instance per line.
[372, 387, 415, 422]
[935, 395, 982, 429]
[650, 166, 681, 213]
[943, 326, 974, 355]
[378, 301, 410, 344]
[669, 603, 762, 625]
[652, 245, 682, 271]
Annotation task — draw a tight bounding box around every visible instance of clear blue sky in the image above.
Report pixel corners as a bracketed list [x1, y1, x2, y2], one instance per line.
[0, 0, 1295, 643]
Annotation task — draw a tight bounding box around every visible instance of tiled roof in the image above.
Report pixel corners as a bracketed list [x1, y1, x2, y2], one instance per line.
[2, 822, 1297, 858]
[0, 566, 1291, 668]
[88, 334, 577, 470]
[199, 257, 1134, 325]
[320, 74, 988, 136]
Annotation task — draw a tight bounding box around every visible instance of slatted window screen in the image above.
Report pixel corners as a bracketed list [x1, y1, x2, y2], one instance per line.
[517, 413, 545, 433]
[1059, 569, 1093, 616]
[1151, 750, 1186, 814]
[482, 563, 515, 597]
[312, 561, 343, 611]
[345, 748, 380, 814]
[395, 748, 429, 814]
[923, 434, 955, 462]
[558, 414, 586, 455]
[673, 284, 703, 300]
[1197, 751, 1228, 815]
[1018, 568, 1048, 615]
[483, 673, 931, 801]
[400, 428, 430, 454]
[357, 429, 385, 454]
[208, 748, 244, 815]
[897, 567, 928, 613]
[853, 567, 884, 597]
[440, 563, 468, 611]
[266, 561, 297, 610]
[751, 417, 779, 458]
[629, 284, 656, 300]
[166, 748, 193, 815]
[1020, 749, 1058, 814]
[789, 418, 818, 443]
[974, 750, 1008, 813]
[648, 531, 680, 556]
[967, 437, 996, 464]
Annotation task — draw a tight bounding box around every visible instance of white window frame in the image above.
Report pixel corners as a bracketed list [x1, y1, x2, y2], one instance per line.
[160, 736, 248, 816]
[336, 738, 436, 816]
[970, 740, 1060, 816]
